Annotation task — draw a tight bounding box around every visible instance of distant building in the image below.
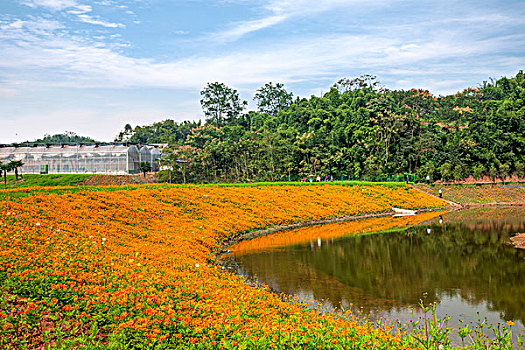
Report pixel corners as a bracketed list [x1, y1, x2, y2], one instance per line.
[0, 144, 162, 175]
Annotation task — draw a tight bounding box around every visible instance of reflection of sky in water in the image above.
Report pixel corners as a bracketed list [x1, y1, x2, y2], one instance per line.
[263, 272, 525, 343]
[222, 207, 525, 345]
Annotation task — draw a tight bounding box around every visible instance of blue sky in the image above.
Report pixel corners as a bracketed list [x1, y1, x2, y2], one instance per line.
[0, 0, 524, 142]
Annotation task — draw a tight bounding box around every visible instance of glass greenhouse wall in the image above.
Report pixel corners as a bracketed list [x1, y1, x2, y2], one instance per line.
[0, 145, 151, 175]
[150, 148, 162, 172]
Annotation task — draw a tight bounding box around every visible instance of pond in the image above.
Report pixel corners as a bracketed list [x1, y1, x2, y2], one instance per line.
[221, 207, 525, 343]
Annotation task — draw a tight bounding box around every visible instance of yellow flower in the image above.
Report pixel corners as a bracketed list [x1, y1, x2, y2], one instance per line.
[506, 320, 515, 326]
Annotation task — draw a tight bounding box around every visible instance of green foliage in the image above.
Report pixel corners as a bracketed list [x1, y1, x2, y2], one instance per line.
[200, 82, 247, 127]
[115, 119, 201, 145]
[0, 162, 13, 188]
[453, 164, 466, 181]
[472, 164, 485, 180]
[254, 82, 294, 116]
[1, 174, 90, 188]
[516, 161, 525, 178]
[489, 164, 498, 182]
[440, 163, 452, 182]
[399, 297, 520, 350]
[121, 71, 525, 183]
[24, 131, 97, 144]
[138, 162, 152, 177]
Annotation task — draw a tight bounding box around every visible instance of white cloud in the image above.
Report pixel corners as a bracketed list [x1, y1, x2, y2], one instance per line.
[213, 15, 288, 42]
[21, 0, 79, 11]
[2, 18, 519, 93]
[213, 0, 387, 41]
[2, 0, 524, 143]
[76, 14, 125, 28]
[0, 18, 64, 38]
[67, 5, 93, 14]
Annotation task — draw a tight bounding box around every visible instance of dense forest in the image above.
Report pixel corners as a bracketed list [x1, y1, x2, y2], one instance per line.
[117, 72, 525, 183]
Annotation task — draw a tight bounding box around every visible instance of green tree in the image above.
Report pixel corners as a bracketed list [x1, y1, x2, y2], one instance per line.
[499, 163, 510, 183]
[10, 160, 24, 180]
[116, 71, 524, 185]
[115, 124, 134, 142]
[440, 163, 452, 182]
[515, 161, 524, 178]
[27, 131, 96, 144]
[332, 74, 382, 93]
[0, 162, 13, 188]
[472, 164, 485, 180]
[254, 82, 293, 117]
[200, 82, 247, 127]
[453, 164, 466, 181]
[173, 145, 197, 184]
[138, 162, 152, 178]
[489, 164, 498, 182]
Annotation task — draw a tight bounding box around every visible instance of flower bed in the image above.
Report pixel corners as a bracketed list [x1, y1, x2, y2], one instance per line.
[0, 183, 446, 349]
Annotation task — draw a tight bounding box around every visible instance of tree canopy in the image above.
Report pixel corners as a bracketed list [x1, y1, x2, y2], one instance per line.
[25, 131, 97, 144]
[121, 72, 525, 184]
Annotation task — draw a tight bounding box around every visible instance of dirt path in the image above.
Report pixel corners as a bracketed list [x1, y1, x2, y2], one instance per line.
[411, 185, 462, 207]
[414, 184, 525, 207]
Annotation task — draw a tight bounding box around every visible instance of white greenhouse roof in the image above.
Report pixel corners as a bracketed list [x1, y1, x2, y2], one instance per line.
[0, 144, 136, 155]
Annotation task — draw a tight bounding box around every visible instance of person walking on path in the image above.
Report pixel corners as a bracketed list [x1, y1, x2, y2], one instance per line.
[426, 175, 431, 185]
[439, 188, 443, 198]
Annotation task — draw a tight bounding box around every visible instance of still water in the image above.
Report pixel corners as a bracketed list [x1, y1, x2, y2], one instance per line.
[222, 207, 525, 341]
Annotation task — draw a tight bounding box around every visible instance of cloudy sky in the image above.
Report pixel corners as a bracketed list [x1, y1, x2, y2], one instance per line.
[1, 0, 524, 142]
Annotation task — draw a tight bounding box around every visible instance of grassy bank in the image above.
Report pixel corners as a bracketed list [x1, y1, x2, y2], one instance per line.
[1, 174, 90, 188]
[0, 183, 448, 349]
[417, 183, 525, 205]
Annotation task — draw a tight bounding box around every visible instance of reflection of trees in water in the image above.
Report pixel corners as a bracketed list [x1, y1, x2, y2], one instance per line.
[306, 224, 525, 320]
[441, 207, 525, 228]
[231, 208, 525, 326]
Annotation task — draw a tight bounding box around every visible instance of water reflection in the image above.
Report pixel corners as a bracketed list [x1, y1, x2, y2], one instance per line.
[223, 207, 525, 341]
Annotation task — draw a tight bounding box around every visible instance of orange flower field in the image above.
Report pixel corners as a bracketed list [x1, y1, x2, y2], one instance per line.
[0, 183, 447, 349]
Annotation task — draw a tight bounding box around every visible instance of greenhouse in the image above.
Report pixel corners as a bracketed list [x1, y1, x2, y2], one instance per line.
[0, 144, 161, 175]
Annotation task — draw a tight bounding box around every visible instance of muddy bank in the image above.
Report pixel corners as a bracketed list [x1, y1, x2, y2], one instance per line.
[461, 202, 525, 208]
[81, 174, 157, 186]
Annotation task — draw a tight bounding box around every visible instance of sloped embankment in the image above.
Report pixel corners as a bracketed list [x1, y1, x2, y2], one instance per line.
[0, 183, 446, 349]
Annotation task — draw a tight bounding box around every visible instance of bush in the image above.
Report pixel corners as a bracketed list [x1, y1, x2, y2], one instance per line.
[515, 161, 524, 178]
[472, 164, 485, 180]
[439, 163, 452, 182]
[489, 164, 498, 182]
[453, 164, 466, 181]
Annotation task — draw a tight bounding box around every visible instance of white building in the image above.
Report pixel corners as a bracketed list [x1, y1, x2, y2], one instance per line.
[0, 144, 161, 175]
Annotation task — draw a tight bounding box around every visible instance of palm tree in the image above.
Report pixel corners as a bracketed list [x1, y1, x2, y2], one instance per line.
[0, 162, 13, 188]
[10, 160, 24, 180]
[138, 162, 152, 178]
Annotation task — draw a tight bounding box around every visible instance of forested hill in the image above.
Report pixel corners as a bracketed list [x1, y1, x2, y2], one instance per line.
[23, 132, 98, 145]
[118, 71, 525, 183]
